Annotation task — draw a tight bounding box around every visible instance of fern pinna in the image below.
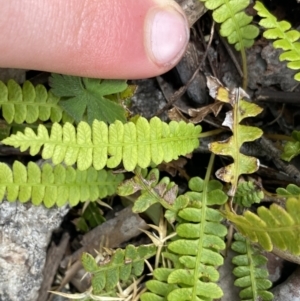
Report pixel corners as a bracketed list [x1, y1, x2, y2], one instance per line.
[0, 161, 124, 208]
[2, 116, 201, 172]
[0, 79, 72, 124]
[231, 233, 273, 301]
[124, 157, 228, 301]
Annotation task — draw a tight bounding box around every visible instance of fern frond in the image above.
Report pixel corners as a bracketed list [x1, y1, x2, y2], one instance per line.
[233, 180, 264, 207]
[232, 232, 273, 301]
[0, 161, 124, 208]
[208, 77, 263, 196]
[200, 0, 259, 51]
[224, 197, 300, 254]
[0, 79, 72, 124]
[2, 117, 201, 171]
[254, 1, 300, 81]
[143, 174, 228, 301]
[81, 244, 156, 294]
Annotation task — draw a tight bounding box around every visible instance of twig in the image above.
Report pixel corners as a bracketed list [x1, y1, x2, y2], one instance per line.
[155, 21, 215, 117]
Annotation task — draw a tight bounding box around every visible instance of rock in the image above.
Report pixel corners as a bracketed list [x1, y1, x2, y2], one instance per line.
[0, 201, 68, 301]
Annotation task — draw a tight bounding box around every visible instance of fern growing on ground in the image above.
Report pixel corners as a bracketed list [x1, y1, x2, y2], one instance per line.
[0, 79, 72, 124]
[2, 117, 201, 171]
[254, 1, 300, 81]
[0, 161, 124, 208]
[232, 233, 273, 300]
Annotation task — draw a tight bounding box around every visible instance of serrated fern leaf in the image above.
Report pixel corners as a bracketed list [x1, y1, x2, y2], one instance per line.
[208, 76, 263, 196]
[81, 244, 156, 294]
[118, 168, 179, 213]
[254, 1, 300, 81]
[2, 117, 201, 171]
[224, 197, 300, 255]
[0, 79, 72, 124]
[0, 161, 124, 208]
[232, 232, 273, 301]
[200, 0, 259, 51]
[281, 130, 300, 162]
[233, 180, 264, 207]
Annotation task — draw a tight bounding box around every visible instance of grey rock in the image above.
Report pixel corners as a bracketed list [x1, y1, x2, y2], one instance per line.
[247, 43, 298, 91]
[0, 201, 68, 301]
[272, 266, 300, 301]
[0, 68, 26, 83]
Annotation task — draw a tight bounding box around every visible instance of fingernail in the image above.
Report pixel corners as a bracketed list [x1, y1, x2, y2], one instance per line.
[145, 6, 189, 66]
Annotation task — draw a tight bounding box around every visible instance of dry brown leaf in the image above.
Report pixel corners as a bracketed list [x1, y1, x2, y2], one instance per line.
[188, 101, 224, 123]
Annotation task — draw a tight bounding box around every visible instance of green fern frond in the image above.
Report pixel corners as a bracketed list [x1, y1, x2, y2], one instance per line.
[81, 244, 156, 294]
[277, 183, 300, 198]
[118, 168, 178, 213]
[143, 174, 228, 301]
[254, 1, 300, 81]
[233, 180, 264, 207]
[224, 197, 300, 254]
[0, 161, 124, 208]
[0, 79, 72, 124]
[232, 232, 273, 301]
[200, 0, 259, 51]
[2, 117, 201, 171]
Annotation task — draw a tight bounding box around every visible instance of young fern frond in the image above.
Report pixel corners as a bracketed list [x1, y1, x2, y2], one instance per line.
[224, 197, 300, 255]
[233, 180, 264, 207]
[254, 1, 300, 81]
[0, 161, 124, 208]
[118, 168, 178, 213]
[2, 117, 201, 171]
[232, 233, 273, 301]
[81, 244, 156, 294]
[142, 156, 228, 301]
[0, 79, 72, 124]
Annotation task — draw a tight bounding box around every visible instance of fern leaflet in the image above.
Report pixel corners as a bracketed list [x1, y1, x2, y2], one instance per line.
[2, 117, 201, 171]
[254, 1, 300, 81]
[0, 79, 72, 124]
[232, 232, 273, 301]
[0, 161, 124, 208]
[224, 197, 300, 255]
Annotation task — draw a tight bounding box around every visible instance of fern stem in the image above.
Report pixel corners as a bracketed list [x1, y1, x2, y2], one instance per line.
[241, 48, 248, 89]
[198, 128, 225, 138]
[246, 237, 258, 300]
[192, 153, 215, 300]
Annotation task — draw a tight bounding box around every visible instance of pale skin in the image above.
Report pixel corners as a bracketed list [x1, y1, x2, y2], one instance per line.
[0, 0, 189, 79]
